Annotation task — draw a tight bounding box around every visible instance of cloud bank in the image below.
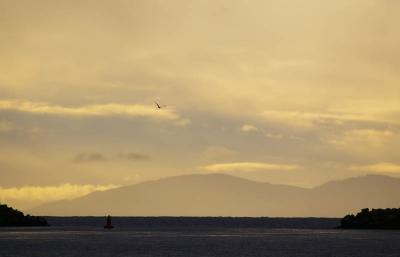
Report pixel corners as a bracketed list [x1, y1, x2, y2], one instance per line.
[0, 183, 118, 203]
[350, 163, 400, 174]
[204, 162, 300, 172]
[261, 110, 399, 128]
[241, 124, 259, 132]
[0, 99, 181, 121]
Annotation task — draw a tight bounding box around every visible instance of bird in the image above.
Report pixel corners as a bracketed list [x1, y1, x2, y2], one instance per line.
[154, 101, 166, 109]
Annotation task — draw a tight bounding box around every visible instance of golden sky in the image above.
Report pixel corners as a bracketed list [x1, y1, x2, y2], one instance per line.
[1, 0, 400, 210]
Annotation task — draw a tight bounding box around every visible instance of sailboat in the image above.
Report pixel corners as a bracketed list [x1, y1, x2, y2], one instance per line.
[104, 215, 114, 229]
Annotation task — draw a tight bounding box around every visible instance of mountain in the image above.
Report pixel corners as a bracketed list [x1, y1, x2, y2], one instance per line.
[31, 174, 400, 217]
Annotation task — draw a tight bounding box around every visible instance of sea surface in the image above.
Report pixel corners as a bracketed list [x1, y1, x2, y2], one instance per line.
[1, 217, 400, 257]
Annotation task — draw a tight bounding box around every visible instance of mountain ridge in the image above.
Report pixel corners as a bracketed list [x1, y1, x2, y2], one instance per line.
[31, 173, 400, 217]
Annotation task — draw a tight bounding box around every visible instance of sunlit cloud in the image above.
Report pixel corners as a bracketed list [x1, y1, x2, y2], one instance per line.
[264, 133, 284, 140]
[241, 124, 258, 132]
[261, 110, 398, 128]
[203, 162, 300, 172]
[349, 163, 400, 174]
[0, 99, 182, 121]
[327, 129, 395, 147]
[347, 129, 395, 138]
[0, 184, 119, 202]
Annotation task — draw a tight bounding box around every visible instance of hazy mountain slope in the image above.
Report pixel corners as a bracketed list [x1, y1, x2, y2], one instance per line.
[308, 175, 400, 217]
[31, 174, 400, 217]
[31, 174, 308, 216]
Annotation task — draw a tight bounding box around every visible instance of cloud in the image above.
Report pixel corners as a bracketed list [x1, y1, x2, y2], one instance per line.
[265, 133, 284, 139]
[203, 162, 300, 172]
[0, 99, 182, 121]
[347, 129, 395, 138]
[327, 129, 395, 147]
[241, 124, 259, 132]
[117, 152, 149, 161]
[349, 163, 400, 174]
[0, 183, 118, 203]
[261, 110, 398, 128]
[322, 128, 400, 161]
[73, 153, 106, 163]
[74, 152, 151, 163]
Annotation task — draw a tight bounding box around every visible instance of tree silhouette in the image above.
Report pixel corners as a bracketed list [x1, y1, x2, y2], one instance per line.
[340, 208, 400, 229]
[0, 203, 48, 226]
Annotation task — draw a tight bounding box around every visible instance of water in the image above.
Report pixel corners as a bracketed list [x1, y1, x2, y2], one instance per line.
[1, 218, 399, 257]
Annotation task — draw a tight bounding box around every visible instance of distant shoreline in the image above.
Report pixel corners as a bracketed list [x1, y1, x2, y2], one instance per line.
[44, 216, 340, 229]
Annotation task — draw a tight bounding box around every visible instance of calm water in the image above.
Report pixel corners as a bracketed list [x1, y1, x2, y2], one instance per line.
[1, 218, 399, 257]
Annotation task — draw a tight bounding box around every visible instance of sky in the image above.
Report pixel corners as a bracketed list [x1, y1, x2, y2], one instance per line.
[1, 0, 400, 210]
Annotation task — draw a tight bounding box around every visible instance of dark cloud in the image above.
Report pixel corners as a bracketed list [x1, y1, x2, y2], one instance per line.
[73, 152, 149, 163]
[73, 153, 106, 163]
[117, 152, 149, 161]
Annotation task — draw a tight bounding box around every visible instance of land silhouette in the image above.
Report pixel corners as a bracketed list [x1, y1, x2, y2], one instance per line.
[31, 174, 400, 217]
[340, 208, 400, 229]
[0, 204, 48, 226]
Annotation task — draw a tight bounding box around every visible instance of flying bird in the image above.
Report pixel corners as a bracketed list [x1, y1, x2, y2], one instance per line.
[154, 101, 166, 109]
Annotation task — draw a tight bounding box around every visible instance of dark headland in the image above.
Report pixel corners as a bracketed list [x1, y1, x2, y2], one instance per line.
[340, 208, 400, 229]
[0, 204, 48, 226]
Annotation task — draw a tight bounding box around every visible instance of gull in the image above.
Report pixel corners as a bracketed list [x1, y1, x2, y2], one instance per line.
[154, 101, 166, 109]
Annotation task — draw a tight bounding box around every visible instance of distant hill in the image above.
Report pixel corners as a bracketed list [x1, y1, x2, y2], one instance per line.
[0, 204, 48, 226]
[31, 174, 400, 217]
